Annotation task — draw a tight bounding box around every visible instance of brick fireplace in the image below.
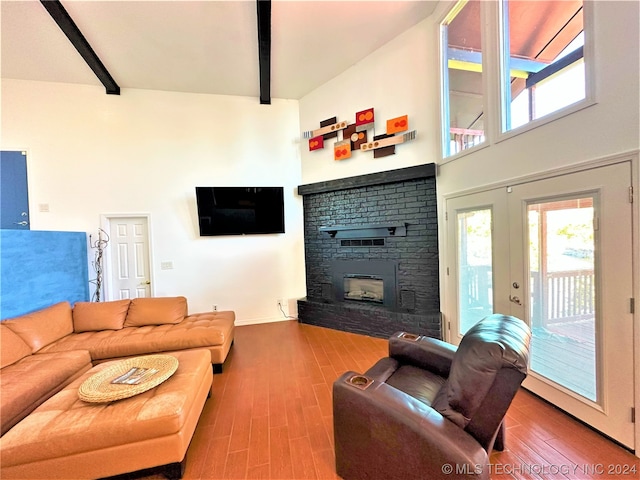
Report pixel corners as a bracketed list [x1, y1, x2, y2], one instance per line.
[297, 164, 441, 340]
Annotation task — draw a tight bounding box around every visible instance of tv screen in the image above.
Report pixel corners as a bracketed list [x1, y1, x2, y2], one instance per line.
[196, 187, 285, 236]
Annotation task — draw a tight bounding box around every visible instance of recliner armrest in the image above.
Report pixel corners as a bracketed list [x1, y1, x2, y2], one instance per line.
[364, 357, 400, 383]
[389, 332, 457, 378]
[333, 371, 489, 480]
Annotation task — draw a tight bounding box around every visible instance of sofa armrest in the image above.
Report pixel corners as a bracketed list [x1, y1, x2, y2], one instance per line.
[388, 332, 457, 378]
[333, 371, 489, 480]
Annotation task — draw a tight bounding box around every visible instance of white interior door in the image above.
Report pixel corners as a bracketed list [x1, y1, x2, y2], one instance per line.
[107, 216, 152, 299]
[446, 162, 635, 449]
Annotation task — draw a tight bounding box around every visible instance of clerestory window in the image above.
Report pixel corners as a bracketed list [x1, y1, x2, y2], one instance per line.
[440, 0, 590, 159]
[500, 0, 586, 132]
[441, 0, 485, 158]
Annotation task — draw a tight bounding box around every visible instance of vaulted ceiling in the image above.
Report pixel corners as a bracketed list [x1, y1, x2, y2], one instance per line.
[1, 0, 439, 101]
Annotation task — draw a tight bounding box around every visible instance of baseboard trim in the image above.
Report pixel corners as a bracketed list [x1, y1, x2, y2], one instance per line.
[234, 316, 298, 326]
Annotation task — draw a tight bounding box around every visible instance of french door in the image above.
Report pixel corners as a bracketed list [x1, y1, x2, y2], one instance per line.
[445, 162, 635, 449]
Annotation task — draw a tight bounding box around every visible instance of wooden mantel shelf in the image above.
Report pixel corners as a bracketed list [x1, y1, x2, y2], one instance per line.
[319, 222, 408, 239]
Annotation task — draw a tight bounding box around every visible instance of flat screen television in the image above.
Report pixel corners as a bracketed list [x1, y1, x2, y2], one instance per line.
[195, 186, 285, 236]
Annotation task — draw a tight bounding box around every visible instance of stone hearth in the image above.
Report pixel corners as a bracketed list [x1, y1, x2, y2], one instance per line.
[297, 164, 441, 340]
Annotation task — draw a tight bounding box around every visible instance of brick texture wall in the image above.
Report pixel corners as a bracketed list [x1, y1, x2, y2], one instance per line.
[297, 165, 441, 339]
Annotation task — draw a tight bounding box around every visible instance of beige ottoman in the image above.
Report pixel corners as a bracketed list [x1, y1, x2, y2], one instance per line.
[0, 349, 212, 479]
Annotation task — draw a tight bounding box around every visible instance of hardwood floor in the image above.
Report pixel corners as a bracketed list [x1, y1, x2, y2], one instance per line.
[133, 320, 638, 479]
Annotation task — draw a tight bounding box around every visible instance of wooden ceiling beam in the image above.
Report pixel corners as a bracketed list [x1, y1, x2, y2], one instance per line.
[256, 0, 271, 104]
[40, 0, 120, 95]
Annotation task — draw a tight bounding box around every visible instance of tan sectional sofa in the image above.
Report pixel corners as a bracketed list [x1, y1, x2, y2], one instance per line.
[0, 296, 235, 437]
[1, 349, 213, 479]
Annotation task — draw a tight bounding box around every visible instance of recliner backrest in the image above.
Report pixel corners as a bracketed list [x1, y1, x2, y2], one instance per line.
[431, 314, 531, 451]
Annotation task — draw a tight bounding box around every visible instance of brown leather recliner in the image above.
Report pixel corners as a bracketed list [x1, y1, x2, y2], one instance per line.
[333, 314, 531, 480]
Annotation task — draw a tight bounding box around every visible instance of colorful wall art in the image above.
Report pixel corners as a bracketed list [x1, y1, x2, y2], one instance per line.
[303, 108, 416, 161]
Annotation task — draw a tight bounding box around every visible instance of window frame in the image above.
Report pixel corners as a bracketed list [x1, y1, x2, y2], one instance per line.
[439, 0, 490, 161]
[438, 0, 597, 163]
[496, 0, 596, 142]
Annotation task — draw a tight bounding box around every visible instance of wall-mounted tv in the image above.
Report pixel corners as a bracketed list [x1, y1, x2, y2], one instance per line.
[195, 186, 285, 236]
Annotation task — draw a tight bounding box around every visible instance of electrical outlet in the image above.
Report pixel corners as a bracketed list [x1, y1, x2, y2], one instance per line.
[212, 304, 218, 311]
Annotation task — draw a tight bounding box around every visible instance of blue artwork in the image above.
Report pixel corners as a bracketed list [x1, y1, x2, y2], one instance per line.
[0, 230, 89, 320]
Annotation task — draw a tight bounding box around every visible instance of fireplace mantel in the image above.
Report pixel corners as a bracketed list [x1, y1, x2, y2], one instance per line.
[319, 222, 408, 239]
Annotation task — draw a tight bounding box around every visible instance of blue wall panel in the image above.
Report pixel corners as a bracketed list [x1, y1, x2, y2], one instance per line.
[0, 230, 89, 320]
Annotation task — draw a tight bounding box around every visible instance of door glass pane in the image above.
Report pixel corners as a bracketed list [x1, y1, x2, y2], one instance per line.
[457, 208, 493, 335]
[528, 197, 597, 401]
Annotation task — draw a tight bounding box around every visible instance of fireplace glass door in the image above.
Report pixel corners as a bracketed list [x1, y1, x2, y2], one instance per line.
[344, 275, 384, 304]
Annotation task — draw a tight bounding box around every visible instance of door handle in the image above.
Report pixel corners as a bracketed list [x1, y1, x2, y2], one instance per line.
[139, 280, 151, 286]
[14, 221, 28, 226]
[509, 295, 522, 305]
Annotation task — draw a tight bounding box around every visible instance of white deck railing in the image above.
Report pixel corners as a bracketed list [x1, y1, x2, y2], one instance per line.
[450, 127, 485, 155]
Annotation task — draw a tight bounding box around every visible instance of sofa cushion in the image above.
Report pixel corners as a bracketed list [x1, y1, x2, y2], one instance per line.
[124, 297, 187, 327]
[73, 299, 131, 332]
[3, 302, 74, 353]
[39, 311, 234, 361]
[0, 325, 32, 369]
[0, 350, 92, 436]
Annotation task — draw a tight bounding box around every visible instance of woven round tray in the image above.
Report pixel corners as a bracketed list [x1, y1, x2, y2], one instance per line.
[78, 354, 179, 403]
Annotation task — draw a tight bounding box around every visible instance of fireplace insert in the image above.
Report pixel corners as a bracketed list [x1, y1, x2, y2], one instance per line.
[332, 260, 397, 310]
[344, 275, 384, 304]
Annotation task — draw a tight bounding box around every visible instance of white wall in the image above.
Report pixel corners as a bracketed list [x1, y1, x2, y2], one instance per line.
[299, 15, 440, 184]
[1, 80, 306, 324]
[300, 1, 639, 189]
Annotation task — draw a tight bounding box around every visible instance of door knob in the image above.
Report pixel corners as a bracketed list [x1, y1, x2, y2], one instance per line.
[509, 295, 522, 305]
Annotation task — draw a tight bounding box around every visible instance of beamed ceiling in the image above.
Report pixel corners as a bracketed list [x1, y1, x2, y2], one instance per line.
[1, 0, 440, 102]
